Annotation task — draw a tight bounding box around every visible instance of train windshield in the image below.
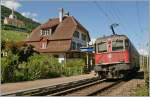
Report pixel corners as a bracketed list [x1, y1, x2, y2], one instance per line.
[112, 40, 124, 51]
[98, 42, 107, 53]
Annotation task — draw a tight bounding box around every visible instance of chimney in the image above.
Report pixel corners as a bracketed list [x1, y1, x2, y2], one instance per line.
[59, 8, 64, 22]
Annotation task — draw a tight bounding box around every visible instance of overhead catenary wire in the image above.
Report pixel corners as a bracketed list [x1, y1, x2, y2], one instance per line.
[93, 1, 113, 24]
[108, 2, 128, 35]
[136, 1, 144, 36]
[135, 1, 146, 48]
[93, 1, 144, 44]
[93, 1, 129, 37]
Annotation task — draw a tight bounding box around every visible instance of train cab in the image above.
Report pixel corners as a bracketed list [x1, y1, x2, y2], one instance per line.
[94, 34, 139, 79]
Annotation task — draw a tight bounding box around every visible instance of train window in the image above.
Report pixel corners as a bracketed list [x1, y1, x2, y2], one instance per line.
[98, 42, 107, 53]
[112, 40, 124, 51]
[125, 40, 129, 47]
[125, 40, 130, 50]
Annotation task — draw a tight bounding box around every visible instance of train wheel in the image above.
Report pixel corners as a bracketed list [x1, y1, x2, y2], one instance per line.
[98, 72, 105, 79]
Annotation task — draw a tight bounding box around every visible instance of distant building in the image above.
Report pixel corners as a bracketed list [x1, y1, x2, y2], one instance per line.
[3, 8, 25, 27]
[26, 8, 91, 63]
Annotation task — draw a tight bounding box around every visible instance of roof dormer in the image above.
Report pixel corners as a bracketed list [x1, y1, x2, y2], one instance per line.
[40, 28, 52, 36]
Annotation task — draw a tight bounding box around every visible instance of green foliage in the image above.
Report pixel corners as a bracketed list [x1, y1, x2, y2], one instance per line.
[1, 40, 6, 50]
[1, 30, 28, 42]
[1, 41, 37, 82]
[1, 5, 40, 31]
[65, 59, 85, 67]
[1, 56, 11, 82]
[1, 41, 86, 83]
[63, 59, 85, 76]
[1, 53, 19, 83]
[18, 44, 36, 62]
[133, 85, 149, 96]
[2, 24, 29, 32]
[14, 69, 27, 82]
[24, 54, 61, 80]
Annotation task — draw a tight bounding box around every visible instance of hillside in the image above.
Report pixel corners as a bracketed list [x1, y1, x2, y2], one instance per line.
[1, 5, 40, 32]
[1, 30, 28, 42]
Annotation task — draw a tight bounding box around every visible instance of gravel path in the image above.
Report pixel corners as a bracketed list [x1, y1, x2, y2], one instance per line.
[106, 79, 144, 96]
[1, 73, 95, 94]
[97, 71, 145, 96]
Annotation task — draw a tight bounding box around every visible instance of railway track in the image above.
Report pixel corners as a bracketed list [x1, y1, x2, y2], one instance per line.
[1, 77, 101, 96]
[2, 78, 122, 96]
[2, 71, 139, 96]
[54, 80, 122, 96]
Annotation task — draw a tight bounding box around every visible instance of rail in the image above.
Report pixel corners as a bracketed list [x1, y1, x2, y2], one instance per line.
[1, 77, 100, 96]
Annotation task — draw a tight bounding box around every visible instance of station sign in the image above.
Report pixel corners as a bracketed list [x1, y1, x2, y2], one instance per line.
[80, 47, 94, 52]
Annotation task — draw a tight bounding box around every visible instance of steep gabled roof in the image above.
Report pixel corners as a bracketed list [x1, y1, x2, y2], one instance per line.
[38, 40, 72, 53]
[26, 16, 90, 42]
[41, 18, 59, 29]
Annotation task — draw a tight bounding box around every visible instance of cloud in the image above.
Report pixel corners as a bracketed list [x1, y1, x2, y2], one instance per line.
[32, 18, 39, 22]
[21, 12, 38, 22]
[2, 0, 39, 22]
[138, 48, 149, 56]
[21, 12, 37, 18]
[1, 0, 21, 10]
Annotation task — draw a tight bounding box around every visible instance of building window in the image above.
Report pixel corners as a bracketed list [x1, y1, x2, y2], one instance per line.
[81, 34, 86, 41]
[77, 43, 82, 50]
[71, 41, 76, 50]
[73, 31, 79, 38]
[41, 42, 47, 49]
[40, 28, 52, 36]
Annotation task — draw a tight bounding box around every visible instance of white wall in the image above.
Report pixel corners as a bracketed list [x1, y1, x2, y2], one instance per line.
[58, 53, 65, 63]
[4, 18, 8, 24]
[72, 29, 88, 47]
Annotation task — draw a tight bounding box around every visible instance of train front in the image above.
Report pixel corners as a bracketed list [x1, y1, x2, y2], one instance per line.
[94, 35, 130, 79]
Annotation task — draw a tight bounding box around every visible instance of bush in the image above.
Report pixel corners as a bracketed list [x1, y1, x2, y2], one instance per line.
[14, 70, 26, 82]
[1, 53, 19, 83]
[63, 59, 85, 76]
[26, 54, 61, 80]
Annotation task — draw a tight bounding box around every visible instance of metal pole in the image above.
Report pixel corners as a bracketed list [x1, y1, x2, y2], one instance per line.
[110, 25, 115, 35]
[86, 42, 89, 72]
[110, 23, 119, 35]
[86, 52, 89, 71]
[148, 2, 150, 94]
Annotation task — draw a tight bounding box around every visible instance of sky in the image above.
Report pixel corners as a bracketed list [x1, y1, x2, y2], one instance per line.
[1, 0, 149, 55]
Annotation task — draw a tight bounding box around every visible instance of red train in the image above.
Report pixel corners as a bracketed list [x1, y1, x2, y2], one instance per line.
[94, 34, 140, 79]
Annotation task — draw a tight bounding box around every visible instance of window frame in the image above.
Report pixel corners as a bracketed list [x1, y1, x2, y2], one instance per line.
[73, 31, 80, 38]
[81, 33, 86, 41]
[77, 43, 82, 50]
[41, 42, 47, 49]
[71, 41, 76, 50]
[40, 28, 52, 36]
[112, 40, 124, 51]
[97, 42, 107, 53]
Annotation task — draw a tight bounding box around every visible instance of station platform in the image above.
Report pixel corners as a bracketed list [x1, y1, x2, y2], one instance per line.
[1, 73, 95, 94]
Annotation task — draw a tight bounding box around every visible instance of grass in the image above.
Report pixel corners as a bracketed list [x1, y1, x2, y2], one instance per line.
[133, 84, 149, 96]
[1, 30, 29, 42]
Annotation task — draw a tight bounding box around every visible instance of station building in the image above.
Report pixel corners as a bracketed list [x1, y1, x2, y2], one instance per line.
[26, 8, 91, 64]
